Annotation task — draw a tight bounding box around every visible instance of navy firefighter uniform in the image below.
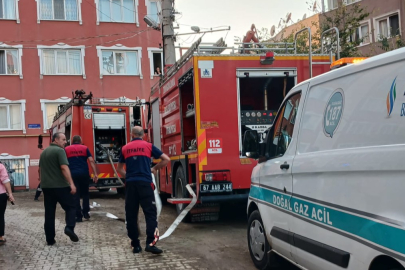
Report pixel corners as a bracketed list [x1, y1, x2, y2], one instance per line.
[119, 138, 163, 248]
[65, 143, 92, 220]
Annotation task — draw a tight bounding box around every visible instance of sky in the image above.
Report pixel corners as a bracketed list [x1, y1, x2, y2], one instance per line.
[173, 0, 314, 51]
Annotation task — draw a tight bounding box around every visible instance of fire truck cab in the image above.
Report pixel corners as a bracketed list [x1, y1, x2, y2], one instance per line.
[148, 31, 338, 222]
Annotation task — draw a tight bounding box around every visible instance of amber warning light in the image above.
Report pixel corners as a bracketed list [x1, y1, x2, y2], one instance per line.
[330, 57, 368, 70]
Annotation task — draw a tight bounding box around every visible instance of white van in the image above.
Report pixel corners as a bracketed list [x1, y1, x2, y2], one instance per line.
[244, 48, 405, 270]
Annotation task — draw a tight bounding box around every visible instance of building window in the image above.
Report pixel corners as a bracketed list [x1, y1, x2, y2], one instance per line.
[0, 49, 19, 75]
[0, 98, 26, 133]
[97, 45, 143, 78]
[146, 0, 160, 23]
[0, 0, 18, 20]
[38, 45, 86, 78]
[96, 0, 137, 24]
[348, 22, 371, 46]
[36, 0, 82, 24]
[0, 44, 23, 78]
[376, 13, 400, 39]
[0, 154, 30, 189]
[147, 48, 162, 79]
[40, 98, 70, 133]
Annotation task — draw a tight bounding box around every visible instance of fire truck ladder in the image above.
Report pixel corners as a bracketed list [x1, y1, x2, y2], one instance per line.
[294, 27, 340, 78]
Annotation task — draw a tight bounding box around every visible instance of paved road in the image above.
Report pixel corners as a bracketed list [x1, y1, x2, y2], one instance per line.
[0, 190, 299, 270]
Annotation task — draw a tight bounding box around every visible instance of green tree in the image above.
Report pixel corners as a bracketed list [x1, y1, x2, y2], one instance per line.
[320, 2, 370, 57]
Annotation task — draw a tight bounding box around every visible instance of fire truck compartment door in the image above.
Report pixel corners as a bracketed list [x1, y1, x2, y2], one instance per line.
[236, 69, 297, 78]
[93, 113, 126, 129]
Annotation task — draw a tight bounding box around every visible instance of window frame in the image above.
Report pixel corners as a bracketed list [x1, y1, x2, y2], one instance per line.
[37, 44, 86, 78]
[40, 97, 70, 133]
[0, 43, 23, 79]
[0, 153, 30, 190]
[374, 10, 402, 40]
[0, 0, 20, 23]
[348, 20, 372, 46]
[147, 47, 163, 79]
[36, 0, 82, 24]
[96, 45, 143, 78]
[145, 0, 161, 24]
[0, 98, 26, 133]
[94, 0, 139, 26]
[265, 92, 302, 161]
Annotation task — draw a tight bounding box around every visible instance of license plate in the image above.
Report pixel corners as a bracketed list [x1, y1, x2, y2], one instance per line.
[200, 183, 232, 193]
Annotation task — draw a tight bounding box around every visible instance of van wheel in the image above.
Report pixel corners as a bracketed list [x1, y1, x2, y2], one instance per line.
[174, 167, 191, 222]
[248, 210, 271, 270]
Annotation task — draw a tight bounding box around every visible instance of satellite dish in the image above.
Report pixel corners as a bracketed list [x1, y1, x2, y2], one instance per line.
[302, 13, 307, 20]
[191, 26, 200, 33]
[270, 25, 276, 36]
[286, 13, 292, 24]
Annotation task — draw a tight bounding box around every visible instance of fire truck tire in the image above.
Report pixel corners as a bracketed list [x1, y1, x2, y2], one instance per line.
[174, 167, 191, 222]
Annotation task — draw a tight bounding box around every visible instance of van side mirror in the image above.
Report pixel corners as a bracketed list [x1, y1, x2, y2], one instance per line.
[38, 135, 43, 149]
[133, 105, 141, 126]
[243, 130, 260, 159]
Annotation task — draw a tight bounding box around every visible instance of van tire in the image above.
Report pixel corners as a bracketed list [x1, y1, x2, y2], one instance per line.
[248, 210, 271, 270]
[174, 167, 191, 222]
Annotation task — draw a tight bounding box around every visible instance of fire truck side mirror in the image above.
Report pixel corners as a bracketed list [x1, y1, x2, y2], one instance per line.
[243, 130, 259, 159]
[133, 105, 141, 127]
[38, 135, 43, 150]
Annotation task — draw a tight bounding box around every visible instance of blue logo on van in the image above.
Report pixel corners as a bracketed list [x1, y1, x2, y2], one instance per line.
[323, 89, 344, 138]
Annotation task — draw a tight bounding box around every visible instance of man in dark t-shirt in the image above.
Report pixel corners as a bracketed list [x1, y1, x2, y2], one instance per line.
[117, 126, 170, 255]
[39, 132, 78, 245]
[65, 135, 98, 222]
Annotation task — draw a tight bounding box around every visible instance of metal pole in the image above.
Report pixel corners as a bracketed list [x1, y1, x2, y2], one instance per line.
[162, 0, 176, 66]
[321, 27, 340, 60]
[294, 27, 312, 78]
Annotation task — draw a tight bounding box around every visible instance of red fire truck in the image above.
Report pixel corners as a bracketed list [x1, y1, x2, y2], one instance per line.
[147, 35, 336, 221]
[47, 90, 146, 193]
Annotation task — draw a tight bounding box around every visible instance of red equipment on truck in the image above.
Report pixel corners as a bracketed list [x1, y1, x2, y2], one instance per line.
[47, 90, 147, 194]
[146, 31, 338, 222]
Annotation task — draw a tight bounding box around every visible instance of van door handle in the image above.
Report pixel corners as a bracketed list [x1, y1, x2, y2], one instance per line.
[280, 162, 290, 170]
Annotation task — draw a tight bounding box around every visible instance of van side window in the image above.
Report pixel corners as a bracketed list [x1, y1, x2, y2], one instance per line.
[266, 92, 302, 159]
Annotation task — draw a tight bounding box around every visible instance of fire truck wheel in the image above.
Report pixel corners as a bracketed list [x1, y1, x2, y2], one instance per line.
[174, 167, 190, 222]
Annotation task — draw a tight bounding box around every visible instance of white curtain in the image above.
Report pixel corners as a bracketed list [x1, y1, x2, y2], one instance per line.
[69, 50, 81, 74]
[40, 0, 53, 19]
[149, 1, 158, 23]
[126, 51, 138, 75]
[9, 104, 21, 129]
[43, 50, 56, 74]
[115, 52, 125, 74]
[46, 104, 60, 129]
[361, 25, 369, 44]
[112, 0, 121, 21]
[379, 20, 388, 38]
[3, 0, 16, 19]
[56, 51, 68, 74]
[123, 0, 134, 22]
[0, 106, 7, 129]
[6, 50, 18, 75]
[99, 0, 110, 21]
[65, 0, 78, 20]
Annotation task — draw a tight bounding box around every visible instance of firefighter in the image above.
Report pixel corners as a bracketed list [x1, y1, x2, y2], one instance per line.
[39, 132, 78, 245]
[65, 135, 98, 222]
[117, 126, 170, 254]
